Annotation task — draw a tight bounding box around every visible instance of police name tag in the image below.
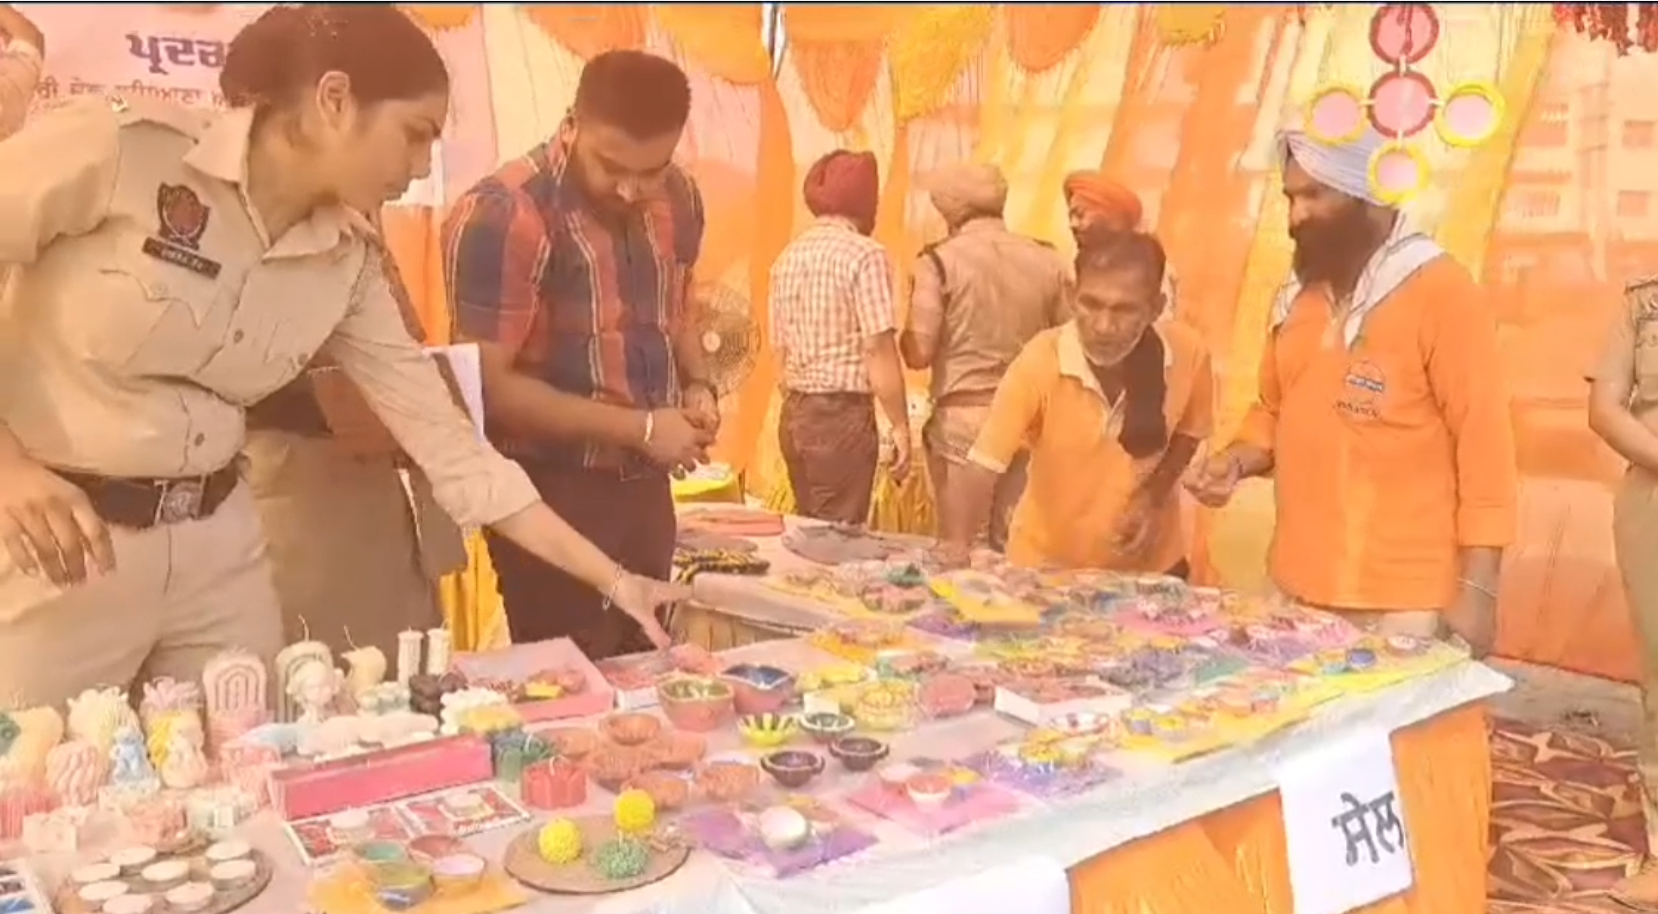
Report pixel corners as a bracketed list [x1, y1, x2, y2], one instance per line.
[1276, 728, 1414, 914]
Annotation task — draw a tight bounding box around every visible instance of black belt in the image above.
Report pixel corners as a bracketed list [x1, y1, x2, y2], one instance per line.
[55, 463, 243, 530]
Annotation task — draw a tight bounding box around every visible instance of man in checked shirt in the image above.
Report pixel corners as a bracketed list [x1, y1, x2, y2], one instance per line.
[769, 150, 912, 524]
[0, 4, 43, 141]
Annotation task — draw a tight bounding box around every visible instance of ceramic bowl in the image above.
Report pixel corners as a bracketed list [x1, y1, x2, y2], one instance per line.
[537, 726, 600, 759]
[759, 749, 824, 789]
[584, 746, 640, 793]
[696, 760, 762, 803]
[828, 736, 890, 772]
[626, 770, 691, 810]
[737, 713, 798, 748]
[799, 711, 855, 744]
[905, 772, 954, 809]
[721, 664, 798, 715]
[875, 761, 921, 793]
[430, 853, 487, 892]
[640, 731, 707, 771]
[656, 677, 735, 732]
[600, 712, 663, 747]
[408, 834, 467, 864]
[351, 840, 410, 873]
[373, 862, 434, 913]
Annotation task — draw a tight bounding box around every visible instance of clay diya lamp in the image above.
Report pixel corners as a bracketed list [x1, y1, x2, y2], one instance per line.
[720, 664, 797, 715]
[139, 858, 190, 892]
[696, 760, 761, 803]
[1043, 712, 1107, 739]
[916, 673, 976, 719]
[760, 750, 824, 790]
[537, 727, 599, 760]
[430, 853, 487, 893]
[799, 711, 855, 744]
[875, 761, 920, 794]
[640, 731, 706, 771]
[164, 882, 214, 913]
[407, 834, 467, 865]
[600, 712, 663, 747]
[905, 772, 954, 810]
[522, 759, 587, 810]
[656, 677, 735, 733]
[626, 770, 691, 811]
[584, 746, 639, 793]
[1345, 646, 1378, 671]
[737, 713, 798, 749]
[828, 736, 889, 772]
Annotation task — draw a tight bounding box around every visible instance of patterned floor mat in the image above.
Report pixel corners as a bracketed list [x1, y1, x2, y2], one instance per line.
[1489, 718, 1648, 913]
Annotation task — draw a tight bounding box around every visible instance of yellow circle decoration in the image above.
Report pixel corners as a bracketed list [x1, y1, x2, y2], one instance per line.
[1305, 84, 1369, 146]
[1368, 143, 1429, 205]
[1435, 81, 1505, 149]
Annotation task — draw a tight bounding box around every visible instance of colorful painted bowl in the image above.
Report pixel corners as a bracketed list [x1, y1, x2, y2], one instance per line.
[584, 746, 641, 793]
[372, 862, 433, 912]
[905, 772, 954, 809]
[721, 664, 798, 715]
[537, 727, 600, 759]
[600, 712, 663, 747]
[737, 713, 798, 748]
[760, 749, 825, 789]
[697, 760, 762, 803]
[656, 677, 735, 732]
[351, 840, 410, 873]
[640, 731, 707, 771]
[407, 834, 467, 864]
[875, 761, 921, 792]
[828, 736, 890, 772]
[799, 711, 855, 744]
[430, 853, 487, 892]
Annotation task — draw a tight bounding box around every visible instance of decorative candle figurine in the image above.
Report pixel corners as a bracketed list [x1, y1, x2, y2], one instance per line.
[108, 725, 156, 788]
[0, 779, 55, 841]
[274, 640, 334, 724]
[341, 638, 388, 699]
[424, 628, 452, 676]
[396, 630, 424, 686]
[45, 740, 105, 807]
[201, 650, 269, 750]
[523, 760, 586, 810]
[139, 678, 204, 731]
[128, 794, 187, 846]
[68, 688, 137, 754]
[145, 710, 203, 771]
[158, 729, 208, 791]
[0, 706, 65, 783]
[284, 658, 343, 726]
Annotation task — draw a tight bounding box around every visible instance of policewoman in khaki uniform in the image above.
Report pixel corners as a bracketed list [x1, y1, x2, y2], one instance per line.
[0, 4, 680, 709]
[245, 208, 466, 664]
[1589, 274, 1658, 909]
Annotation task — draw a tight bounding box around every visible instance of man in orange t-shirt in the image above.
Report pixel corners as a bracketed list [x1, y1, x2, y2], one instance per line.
[1184, 127, 1515, 654]
[940, 230, 1212, 574]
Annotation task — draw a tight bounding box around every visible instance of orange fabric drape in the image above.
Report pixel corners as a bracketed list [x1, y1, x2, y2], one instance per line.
[1005, 5, 1100, 75]
[399, 5, 477, 31]
[525, 4, 648, 58]
[783, 6, 895, 133]
[1070, 703, 1491, 914]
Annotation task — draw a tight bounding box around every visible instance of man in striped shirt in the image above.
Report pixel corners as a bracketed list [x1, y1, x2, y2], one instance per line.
[0, 4, 42, 141]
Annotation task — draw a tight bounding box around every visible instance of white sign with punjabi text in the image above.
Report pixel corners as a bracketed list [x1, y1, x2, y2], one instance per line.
[1276, 728, 1414, 914]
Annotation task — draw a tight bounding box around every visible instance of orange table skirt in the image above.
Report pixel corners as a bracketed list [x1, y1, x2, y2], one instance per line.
[1070, 703, 1490, 914]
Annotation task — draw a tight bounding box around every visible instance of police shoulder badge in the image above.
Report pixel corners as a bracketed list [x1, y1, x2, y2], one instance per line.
[141, 183, 221, 278]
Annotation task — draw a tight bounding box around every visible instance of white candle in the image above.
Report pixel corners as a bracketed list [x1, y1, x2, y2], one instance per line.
[424, 628, 452, 676]
[395, 631, 424, 686]
[342, 647, 386, 697]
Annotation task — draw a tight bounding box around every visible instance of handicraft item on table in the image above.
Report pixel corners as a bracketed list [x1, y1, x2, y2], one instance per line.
[808, 620, 923, 666]
[502, 813, 691, 895]
[449, 638, 611, 722]
[284, 804, 417, 866]
[0, 779, 55, 841]
[959, 738, 1121, 800]
[46, 739, 106, 808]
[395, 784, 529, 838]
[0, 705, 65, 783]
[595, 644, 721, 710]
[270, 733, 493, 820]
[306, 837, 526, 914]
[843, 758, 1022, 837]
[928, 570, 1044, 628]
[681, 795, 878, 879]
[68, 688, 139, 755]
[781, 523, 924, 564]
[678, 506, 786, 538]
[55, 839, 273, 914]
[201, 651, 268, 751]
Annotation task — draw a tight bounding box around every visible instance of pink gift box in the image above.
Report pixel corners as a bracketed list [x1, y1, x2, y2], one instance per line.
[451, 638, 612, 723]
[128, 795, 187, 846]
[270, 735, 492, 821]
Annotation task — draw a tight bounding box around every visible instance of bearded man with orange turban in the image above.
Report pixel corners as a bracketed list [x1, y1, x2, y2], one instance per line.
[1064, 171, 1179, 320]
[768, 150, 912, 523]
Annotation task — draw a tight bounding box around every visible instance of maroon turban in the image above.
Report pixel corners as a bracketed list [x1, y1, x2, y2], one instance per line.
[803, 150, 879, 235]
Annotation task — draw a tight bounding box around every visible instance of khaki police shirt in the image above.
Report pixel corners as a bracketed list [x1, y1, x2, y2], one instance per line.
[0, 95, 538, 529]
[1590, 275, 1658, 428]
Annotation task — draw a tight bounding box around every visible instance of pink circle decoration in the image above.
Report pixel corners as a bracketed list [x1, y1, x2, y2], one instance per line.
[1436, 83, 1503, 147]
[1369, 3, 1439, 67]
[1306, 86, 1366, 145]
[1368, 144, 1426, 204]
[1367, 71, 1437, 139]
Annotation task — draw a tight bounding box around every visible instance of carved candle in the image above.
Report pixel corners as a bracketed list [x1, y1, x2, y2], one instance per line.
[45, 740, 105, 808]
[200, 650, 269, 750]
[67, 688, 136, 754]
[185, 787, 253, 839]
[425, 628, 452, 676]
[0, 780, 56, 840]
[127, 794, 187, 846]
[274, 641, 334, 724]
[396, 630, 424, 686]
[522, 760, 586, 810]
[342, 646, 388, 698]
[2, 705, 66, 782]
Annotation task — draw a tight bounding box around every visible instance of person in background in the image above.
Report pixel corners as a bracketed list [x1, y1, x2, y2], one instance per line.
[939, 231, 1210, 574]
[902, 162, 1069, 551]
[0, 4, 679, 709]
[1063, 169, 1179, 320]
[1588, 274, 1658, 909]
[443, 50, 714, 660]
[769, 150, 911, 524]
[0, 4, 43, 140]
[245, 207, 465, 662]
[1183, 126, 1514, 655]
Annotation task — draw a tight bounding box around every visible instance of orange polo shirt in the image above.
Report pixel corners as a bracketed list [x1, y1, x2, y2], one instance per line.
[968, 321, 1213, 572]
[1235, 256, 1516, 611]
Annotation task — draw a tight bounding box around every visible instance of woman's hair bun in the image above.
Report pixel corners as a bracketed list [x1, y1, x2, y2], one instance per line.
[219, 4, 448, 109]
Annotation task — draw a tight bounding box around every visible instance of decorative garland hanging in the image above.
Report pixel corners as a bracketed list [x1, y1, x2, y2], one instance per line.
[1553, 3, 1658, 54]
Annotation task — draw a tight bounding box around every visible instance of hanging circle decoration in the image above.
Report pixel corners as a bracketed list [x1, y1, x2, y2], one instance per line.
[1302, 3, 1505, 204]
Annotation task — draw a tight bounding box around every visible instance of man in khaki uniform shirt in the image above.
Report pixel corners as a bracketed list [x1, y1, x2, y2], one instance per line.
[902, 163, 1070, 548]
[0, 4, 42, 141]
[1588, 275, 1658, 908]
[245, 214, 467, 663]
[0, 87, 677, 707]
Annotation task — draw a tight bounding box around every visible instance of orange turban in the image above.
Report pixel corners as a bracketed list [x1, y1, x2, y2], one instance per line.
[1063, 171, 1143, 228]
[804, 150, 880, 235]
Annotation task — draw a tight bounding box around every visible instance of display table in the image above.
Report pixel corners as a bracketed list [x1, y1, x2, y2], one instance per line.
[676, 513, 1506, 914]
